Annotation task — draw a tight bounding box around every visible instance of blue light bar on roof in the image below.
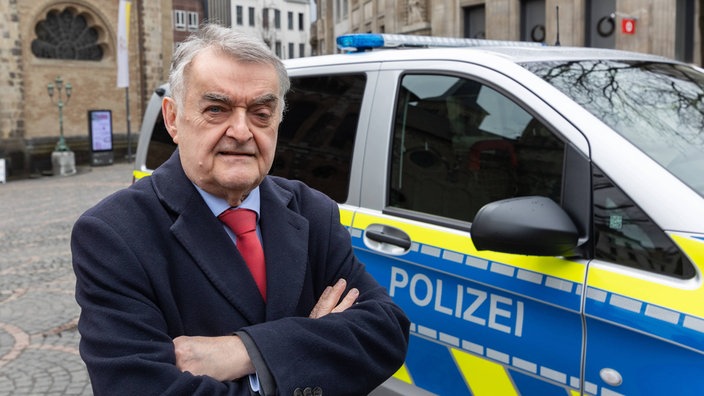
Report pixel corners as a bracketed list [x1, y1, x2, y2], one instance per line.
[336, 33, 545, 52]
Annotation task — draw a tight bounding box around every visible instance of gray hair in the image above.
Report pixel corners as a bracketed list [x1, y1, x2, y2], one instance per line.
[168, 24, 290, 116]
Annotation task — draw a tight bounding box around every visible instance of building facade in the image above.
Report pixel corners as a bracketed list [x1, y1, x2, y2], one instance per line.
[312, 0, 701, 65]
[3, 0, 697, 178]
[0, 0, 312, 179]
[0, 0, 174, 178]
[220, 0, 312, 59]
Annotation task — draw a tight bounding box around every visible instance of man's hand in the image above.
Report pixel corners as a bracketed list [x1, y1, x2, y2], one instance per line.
[173, 279, 357, 381]
[173, 335, 254, 381]
[309, 278, 359, 319]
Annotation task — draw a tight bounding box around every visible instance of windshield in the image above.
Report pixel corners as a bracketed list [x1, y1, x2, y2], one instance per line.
[523, 59, 704, 197]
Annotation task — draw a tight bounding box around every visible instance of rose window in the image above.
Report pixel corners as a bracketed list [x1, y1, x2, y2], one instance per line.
[32, 8, 104, 61]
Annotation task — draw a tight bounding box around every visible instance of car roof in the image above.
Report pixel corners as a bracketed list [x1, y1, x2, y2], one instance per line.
[283, 45, 679, 70]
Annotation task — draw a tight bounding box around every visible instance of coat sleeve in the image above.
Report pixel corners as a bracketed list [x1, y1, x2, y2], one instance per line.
[72, 213, 252, 396]
[239, 193, 410, 396]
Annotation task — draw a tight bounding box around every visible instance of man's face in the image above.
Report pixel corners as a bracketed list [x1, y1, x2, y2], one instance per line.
[163, 47, 281, 205]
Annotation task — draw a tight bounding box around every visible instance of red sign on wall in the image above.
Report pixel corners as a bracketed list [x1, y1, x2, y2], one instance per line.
[622, 18, 636, 34]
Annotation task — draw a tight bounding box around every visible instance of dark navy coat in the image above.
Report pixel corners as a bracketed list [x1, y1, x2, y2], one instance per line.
[71, 151, 409, 395]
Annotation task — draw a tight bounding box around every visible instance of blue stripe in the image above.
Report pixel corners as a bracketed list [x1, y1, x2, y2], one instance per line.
[350, 228, 581, 311]
[585, 286, 704, 353]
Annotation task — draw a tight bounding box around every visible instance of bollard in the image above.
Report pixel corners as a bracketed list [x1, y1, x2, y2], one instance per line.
[51, 151, 77, 176]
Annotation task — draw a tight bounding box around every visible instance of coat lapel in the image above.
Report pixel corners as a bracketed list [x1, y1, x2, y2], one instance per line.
[258, 178, 309, 321]
[153, 152, 265, 325]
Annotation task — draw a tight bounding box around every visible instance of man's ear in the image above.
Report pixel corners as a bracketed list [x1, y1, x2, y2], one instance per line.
[162, 97, 179, 143]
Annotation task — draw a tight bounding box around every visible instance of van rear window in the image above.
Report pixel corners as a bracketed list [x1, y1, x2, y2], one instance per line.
[272, 73, 366, 203]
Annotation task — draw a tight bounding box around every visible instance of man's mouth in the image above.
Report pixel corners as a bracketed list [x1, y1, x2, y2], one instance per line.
[218, 150, 254, 157]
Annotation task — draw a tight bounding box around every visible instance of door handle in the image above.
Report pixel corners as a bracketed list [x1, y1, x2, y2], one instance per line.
[364, 224, 412, 255]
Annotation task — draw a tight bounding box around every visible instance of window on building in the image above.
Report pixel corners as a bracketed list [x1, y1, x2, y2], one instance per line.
[187, 11, 199, 31]
[236, 6, 243, 26]
[275, 41, 282, 57]
[207, 0, 231, 27]
[273, 74, 366, 202]
[174, 10, 187, 31]
[675, 0, 695, 62]
[389, 73, 565, 222]
[274, 9, 281, 29]
[249, 7, 255, 27]
[521, 0, 546, 42]
[298, 13, 304, 30]
[463, 5, 486, 38]
[31, 8, 104, 60]
[288, 42, 294, 58]
[263, 8, 269, 29]
[288, 11, 294, 30]
[299, 43, 305, 57]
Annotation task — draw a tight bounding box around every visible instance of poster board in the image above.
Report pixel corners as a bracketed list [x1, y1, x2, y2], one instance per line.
[88, 110, 114, 165]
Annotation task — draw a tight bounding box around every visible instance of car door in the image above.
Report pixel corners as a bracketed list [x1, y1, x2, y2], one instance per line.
[353, 60, 591, 395]
[581, 165, 704, 395]
[268, 60, 383, 234]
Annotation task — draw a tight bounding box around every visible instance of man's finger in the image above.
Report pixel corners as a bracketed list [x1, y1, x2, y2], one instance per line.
[331, 288, 359, 314]
[309, 279, 348, 319]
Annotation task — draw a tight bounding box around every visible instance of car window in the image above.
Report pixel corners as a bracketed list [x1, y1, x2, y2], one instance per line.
[593, 166, 695, 279]
[524, 60, 704, 198]
[145, 112, 176, 170]
[388, 73, 565, 222]
[142, 75, 364, 203]
[272, 74, 365, 203]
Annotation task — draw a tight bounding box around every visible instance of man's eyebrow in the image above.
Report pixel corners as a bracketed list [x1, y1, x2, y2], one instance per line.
[201, 92, 232, 106]
[252, 93, 279, 107]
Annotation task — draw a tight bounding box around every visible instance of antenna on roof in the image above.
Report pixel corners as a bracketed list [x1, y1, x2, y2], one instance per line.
[555, 4, 561, 46]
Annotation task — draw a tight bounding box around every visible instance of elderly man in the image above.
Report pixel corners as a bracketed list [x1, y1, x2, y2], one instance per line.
[72, 24, 409, 395]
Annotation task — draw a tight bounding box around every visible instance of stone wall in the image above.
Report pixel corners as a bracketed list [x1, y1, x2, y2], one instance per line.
[0, 0, 28, 176]
[0, 0, 24, 140]
[0, 0, 173, 179]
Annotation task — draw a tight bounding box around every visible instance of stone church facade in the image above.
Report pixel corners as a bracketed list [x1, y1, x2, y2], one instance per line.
[0, 0, 174, 178]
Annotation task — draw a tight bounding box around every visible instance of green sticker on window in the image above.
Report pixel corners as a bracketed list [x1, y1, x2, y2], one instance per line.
[609, 215, 623, 230]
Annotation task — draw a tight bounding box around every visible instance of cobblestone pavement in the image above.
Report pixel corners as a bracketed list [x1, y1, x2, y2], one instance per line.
[0, 162, 134, 395]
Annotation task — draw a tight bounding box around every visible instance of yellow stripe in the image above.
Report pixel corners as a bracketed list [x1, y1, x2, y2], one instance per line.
[391, 363, 413, 384]
[132, 169, 152, 180]
[352, 210, 586, 283]
[339, 207, 354, 227]
[587, 233, 704, 317]
[451, 348, 518, 396]
[674, 233, 704, 265]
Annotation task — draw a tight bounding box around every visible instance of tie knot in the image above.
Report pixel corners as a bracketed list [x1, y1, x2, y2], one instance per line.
[219, 208, 257, 236]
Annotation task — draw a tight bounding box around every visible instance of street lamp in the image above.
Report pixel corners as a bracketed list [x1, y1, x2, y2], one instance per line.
[47, 76, 76, 176]
[47, 76, 72, 152]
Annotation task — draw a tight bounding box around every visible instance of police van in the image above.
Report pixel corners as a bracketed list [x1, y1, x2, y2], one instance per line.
[134, 34, 704, 395]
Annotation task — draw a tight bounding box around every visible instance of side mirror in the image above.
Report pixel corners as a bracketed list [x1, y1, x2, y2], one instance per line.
[471, 196, 579, 256]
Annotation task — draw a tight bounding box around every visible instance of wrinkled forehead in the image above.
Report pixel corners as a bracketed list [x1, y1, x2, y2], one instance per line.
[185, 48, 279, 89]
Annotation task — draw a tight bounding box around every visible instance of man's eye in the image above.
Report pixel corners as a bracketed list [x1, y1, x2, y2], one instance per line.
[251, 109, 273, 122]
[206, 106, 223, 113]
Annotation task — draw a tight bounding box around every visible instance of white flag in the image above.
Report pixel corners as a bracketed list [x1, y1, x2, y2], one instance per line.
[117, 0, 132, 88]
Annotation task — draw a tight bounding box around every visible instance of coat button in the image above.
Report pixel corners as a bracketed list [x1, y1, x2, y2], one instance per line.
[293, 388, 303, 396]
[303, 387, 313, 396]
[313, 387, 322, 396]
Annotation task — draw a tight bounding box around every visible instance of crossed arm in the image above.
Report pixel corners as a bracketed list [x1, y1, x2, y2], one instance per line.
[173, 278, 359, 381]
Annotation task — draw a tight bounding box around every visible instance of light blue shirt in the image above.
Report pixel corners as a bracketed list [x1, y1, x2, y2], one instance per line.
[192, 183, 263, 392]
[193, 184, 262, 244]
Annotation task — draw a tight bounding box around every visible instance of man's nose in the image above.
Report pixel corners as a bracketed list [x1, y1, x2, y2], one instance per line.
[225, 109, 252, 141]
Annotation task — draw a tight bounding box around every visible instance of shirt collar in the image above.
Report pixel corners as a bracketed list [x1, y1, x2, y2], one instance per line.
[193, 183, 261, 222]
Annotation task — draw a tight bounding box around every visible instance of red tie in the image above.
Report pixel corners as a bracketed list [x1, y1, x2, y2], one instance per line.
[219, 209, 266, 301]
